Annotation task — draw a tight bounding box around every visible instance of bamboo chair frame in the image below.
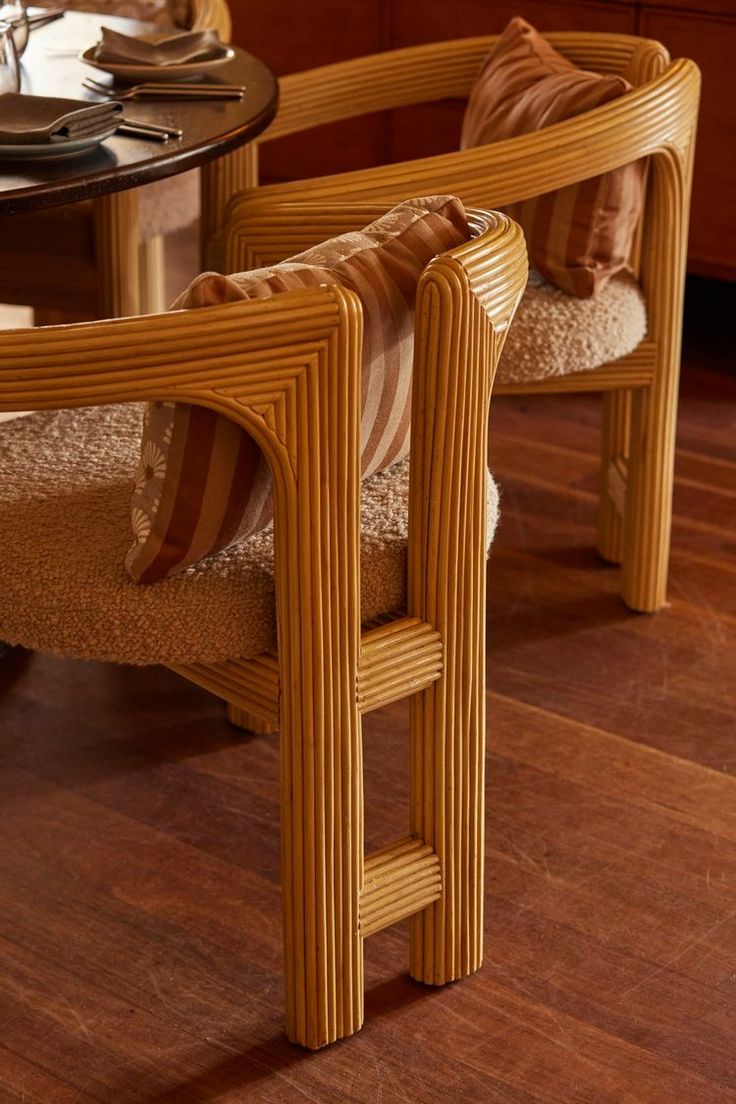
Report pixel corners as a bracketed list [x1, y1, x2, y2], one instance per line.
[0, 0, 234, 322]
[243, 32, 701, 612]
[0, 206, 527, 1048]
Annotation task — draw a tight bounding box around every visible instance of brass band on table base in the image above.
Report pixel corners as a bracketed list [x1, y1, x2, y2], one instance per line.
[0, 207, 527, 1048]
[247, 31, 700, 612]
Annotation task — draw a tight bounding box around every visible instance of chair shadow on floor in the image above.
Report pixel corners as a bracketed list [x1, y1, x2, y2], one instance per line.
[127, 975, 435, 1103]
[487, 543, 637, 651]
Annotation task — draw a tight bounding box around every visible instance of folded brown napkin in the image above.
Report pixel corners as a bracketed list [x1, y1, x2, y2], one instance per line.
[0, 92, 123, 144]
[94, 26, 225, 67]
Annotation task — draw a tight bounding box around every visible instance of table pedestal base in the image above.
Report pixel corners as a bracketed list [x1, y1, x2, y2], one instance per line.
[94, 190, 141, 319]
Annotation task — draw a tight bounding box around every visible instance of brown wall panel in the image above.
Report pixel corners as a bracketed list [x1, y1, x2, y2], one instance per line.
[390, 0, 636, 47]
[639, 8, 736, 278]
[388, 1, 635, 164]
[230, 0, 385, 70]
[231, 0, 387, 182]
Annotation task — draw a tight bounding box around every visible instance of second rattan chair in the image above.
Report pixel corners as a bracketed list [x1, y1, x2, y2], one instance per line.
[242, 31, 700, 612]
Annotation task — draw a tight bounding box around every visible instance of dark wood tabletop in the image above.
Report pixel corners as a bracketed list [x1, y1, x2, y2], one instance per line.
[0, 11, 279, 215]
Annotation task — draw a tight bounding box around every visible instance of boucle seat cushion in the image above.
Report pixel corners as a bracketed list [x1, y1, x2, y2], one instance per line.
[0, 404, 499, 667]
[497, 269, 647, 385]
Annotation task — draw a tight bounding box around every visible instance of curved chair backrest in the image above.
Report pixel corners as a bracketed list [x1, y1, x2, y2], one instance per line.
[267, 32, 671, 143]
[246, 36, 699, 347]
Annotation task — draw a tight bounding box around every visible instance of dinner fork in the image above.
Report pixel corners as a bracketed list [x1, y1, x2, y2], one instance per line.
[82, 76, 246, 100]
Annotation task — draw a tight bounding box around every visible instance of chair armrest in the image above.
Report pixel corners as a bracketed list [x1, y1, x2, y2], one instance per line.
[0, 290, 361, 482]
[0, 291, 364, 690]
[264, 38, 495, 142]
[226, 201, 403, 269]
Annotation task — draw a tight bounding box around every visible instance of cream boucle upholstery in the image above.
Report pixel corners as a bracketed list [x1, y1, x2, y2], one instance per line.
[498, 270, 647, 384]
[0, 404, 499, 667]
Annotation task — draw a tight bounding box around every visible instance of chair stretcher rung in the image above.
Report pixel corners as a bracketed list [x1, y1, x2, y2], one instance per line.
[358, 617, 443, 711]
[171, 616, 443, 726]
[170, 652, 281, 727]
[360, 836, 442, 937]
[494, 341, 657, 396]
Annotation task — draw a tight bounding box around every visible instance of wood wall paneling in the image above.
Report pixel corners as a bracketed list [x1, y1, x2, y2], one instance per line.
[232, 0, 389, 182]
[388, 1, 637, 178]
[390, 0, 637, 47]
[643, 0, 736, 16]
[639, 7, 736, 280]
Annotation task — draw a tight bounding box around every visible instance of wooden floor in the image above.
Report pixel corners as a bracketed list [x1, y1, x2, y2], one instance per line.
[0, 284, 734, 1102]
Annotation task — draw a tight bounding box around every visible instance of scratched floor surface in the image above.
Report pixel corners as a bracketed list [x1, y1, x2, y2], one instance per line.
[0, 280, 734, 1102]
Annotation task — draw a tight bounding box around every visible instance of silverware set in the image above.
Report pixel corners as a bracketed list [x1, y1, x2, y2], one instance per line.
[82, 76, 246, 101]
[26, 8, 65, 30]
[8, 9, 247, 144]
[81, 76, 247, 140]
[116, 117, 183, 141]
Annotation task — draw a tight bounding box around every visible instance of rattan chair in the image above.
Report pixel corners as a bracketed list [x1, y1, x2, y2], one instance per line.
[0, 0, 234, 321]
[0, 203, 527, 1048]
[243, 32, 701, 612]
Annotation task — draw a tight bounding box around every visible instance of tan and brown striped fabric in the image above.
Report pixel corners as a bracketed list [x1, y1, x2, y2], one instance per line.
[461, 16, 645, 298]
[126, 195, 470, 583]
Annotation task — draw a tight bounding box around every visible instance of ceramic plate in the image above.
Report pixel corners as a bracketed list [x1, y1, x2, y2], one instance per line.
[80, 44, 235, 84]
[0, 123, 118, 160]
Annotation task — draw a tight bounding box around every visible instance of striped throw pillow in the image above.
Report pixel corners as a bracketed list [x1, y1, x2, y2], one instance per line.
[126, 195, 470, 583]
[461, 16, 645, 298]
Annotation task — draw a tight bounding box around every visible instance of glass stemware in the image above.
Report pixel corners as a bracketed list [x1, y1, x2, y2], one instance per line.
[0, 19, 20, 93]
[0, 1, 28, 59]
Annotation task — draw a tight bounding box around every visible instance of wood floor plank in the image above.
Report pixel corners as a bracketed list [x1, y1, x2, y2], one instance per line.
[0, 299, 733, 1100]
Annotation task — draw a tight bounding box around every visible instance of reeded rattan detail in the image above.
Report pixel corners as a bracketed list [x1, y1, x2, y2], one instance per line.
[360, 838, 443, 938]
[174, 615, 443, 720]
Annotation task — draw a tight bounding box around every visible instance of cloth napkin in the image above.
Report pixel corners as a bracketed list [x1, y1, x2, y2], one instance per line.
[94, 26, 225, 66]
[0, 93, 123, 144]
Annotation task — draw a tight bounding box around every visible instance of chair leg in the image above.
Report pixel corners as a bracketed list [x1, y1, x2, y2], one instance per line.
[408, 529, 486, 988]
[226, 703, 275, 734]
[409, 672, 485, 987]
[621, 379, 676, 612]
[597, 389, 631, 565]
[280, 683, 364, 1048]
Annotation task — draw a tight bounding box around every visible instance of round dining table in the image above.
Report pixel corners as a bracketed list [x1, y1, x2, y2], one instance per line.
[0, 10, 279, 316]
